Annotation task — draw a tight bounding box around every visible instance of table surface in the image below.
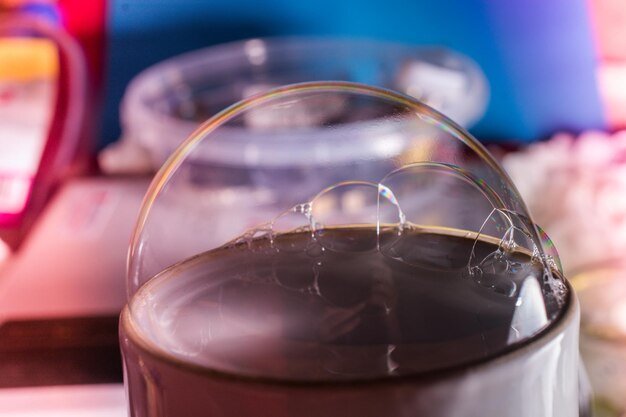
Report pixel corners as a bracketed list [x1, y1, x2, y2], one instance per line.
[0, 178, 148, 414]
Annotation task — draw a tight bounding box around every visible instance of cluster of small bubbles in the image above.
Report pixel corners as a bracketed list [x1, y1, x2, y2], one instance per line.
[463, 209, 526, 297]
[531, 223, 567, 309]
[540, 259, 568, 312]
[224, 222, 273, 251]
[468, 249, 518, 297]
[543, 255, 559, 274]
[530, 246, 542, 265]
[270, 208, 312, 253]
[499, 227, 521, 254]
[222, 165, 567, 303]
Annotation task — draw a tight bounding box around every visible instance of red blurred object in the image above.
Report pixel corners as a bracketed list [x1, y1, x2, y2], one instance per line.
[58, 0, 106, 143]
[0, 16, 86, 248]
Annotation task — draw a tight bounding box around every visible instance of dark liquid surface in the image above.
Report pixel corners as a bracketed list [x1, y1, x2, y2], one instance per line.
[128, 226, 554, 382]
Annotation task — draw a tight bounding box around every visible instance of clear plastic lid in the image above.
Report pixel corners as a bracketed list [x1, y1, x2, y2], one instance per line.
[127, 82, 567, 381]
[117, 38, 488, 170]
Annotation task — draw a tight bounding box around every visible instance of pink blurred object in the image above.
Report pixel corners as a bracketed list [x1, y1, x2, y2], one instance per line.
[503, 130, 626, 274]
[597, 63, 626, 128]
[589, 0, 626, 61]
[588, 0, 626, 128]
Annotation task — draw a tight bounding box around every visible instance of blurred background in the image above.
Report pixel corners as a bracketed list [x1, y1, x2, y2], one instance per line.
[79, 0, 612, 143]
[1, 0, 626, 415]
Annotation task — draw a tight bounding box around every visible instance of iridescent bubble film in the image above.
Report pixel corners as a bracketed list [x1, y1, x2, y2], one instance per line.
[127, 82, 568, 381]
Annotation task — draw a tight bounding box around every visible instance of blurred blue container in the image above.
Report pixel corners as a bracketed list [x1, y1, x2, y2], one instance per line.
[104, 0, 603, 144]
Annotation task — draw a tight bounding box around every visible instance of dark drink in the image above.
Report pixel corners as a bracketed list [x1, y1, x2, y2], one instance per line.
[120, 226, 579, 417]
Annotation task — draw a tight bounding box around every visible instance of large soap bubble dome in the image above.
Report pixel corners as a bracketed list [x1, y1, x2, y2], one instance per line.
[126, 82, 567, 381]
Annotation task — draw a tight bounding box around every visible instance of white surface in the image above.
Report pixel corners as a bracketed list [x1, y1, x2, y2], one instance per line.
[0, 80, 54, 175]
[0, 384, 126, 417]
[0, 79, 55, 214]
[0, 236, 10, 267]
[0, 177, 150, 320]
[508, 276, 549, 342]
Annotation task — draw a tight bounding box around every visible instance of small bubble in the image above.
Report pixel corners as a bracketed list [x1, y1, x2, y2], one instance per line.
[468, 266, 482, 278]
[471, 268, 517, 297]
[380, 163, 502, 236]
[271, 208, 311, 253]
[493, 280, 517, 297]
[508, 261, 523, 273]
[500, 238, 517, 254]
[479, 251, 509, 275]
[294, 203, 312, 216]
[468, 249, 521, 297]
[531, 247, 542, 264]
[310, 181, 385, 253]
[534, 223, 563, 274]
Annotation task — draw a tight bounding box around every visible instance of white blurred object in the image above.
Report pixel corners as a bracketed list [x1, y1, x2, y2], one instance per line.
[597, 62, 626, 128]
[98, 135, 153, 175]
[0, 384, 125, 417]
[395, 60, 482, 128]
[0, 237, 10, 268]
[503, 130, 626, 274]
[508, 276, 548, 343]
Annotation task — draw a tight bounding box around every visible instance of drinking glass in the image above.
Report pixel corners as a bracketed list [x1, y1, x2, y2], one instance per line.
[120, 82, 586, 417]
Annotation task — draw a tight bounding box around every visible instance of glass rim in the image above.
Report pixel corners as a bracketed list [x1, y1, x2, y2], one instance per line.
[122, 37, 488, 131]
[120, 279, 573, 387]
